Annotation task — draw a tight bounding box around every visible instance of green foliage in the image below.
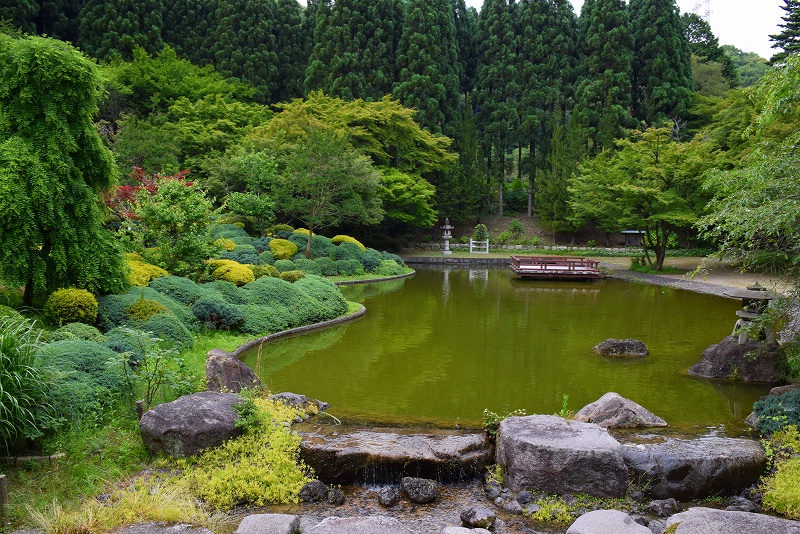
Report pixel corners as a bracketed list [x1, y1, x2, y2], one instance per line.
[225, 150, 277, 235]
[175, 397, 313, 509]
[248, 264, 279, 280]
[238, 305, 291, 335]
[762, 456, 800, 519]
[44, 288, 99, 327]
[331, 235, 366, 250]
[212, 262, 256, 286]
[148, 276, 209, 306]
[274, 260, 297, 274]
[0, 34, 126, 305]
[126, 253, 170, 287]
[769, 0, 800, 65]
[525, 496, 575, 523]
[336, 259, 364, 277]
[97, 287, 197, 332]
[139, 314, 194, 349]
[125, 298, 168, 322]
[269, 239, 299, 261]
[49, 323, 106, 343]
[374, 260, 406, 277]
[201, 281, 249, 306]
[77, 0, 163, 61]
[191, 298, 244, 330]
[210, 224, 250, 241]
[754, 389, 800, 436]
[472, 224, 489, 241]
[378, 168, 438, 228]
[279, 271, 306, 283]
[482, 407, 526, 441]
[722, 45, 769, 87]
[293, 259, 322, 276]
[293, 276, 348, 318]
[0, 316, 48, 453]
[559, 394, 572, 419]
[314, 257, 339, 276]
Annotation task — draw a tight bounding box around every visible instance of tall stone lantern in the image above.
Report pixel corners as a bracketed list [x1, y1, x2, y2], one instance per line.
[442, 218, 454, 255]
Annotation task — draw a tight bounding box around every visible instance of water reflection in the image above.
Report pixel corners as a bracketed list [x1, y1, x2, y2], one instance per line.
[241, 266, 770, 433]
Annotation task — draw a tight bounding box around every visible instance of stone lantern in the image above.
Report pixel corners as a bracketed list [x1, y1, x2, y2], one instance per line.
[442, 218, 454, 255]
[723, 282, 776, 344]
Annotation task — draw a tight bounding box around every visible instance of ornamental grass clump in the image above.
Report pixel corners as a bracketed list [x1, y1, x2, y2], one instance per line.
[175, 395, 313, 509]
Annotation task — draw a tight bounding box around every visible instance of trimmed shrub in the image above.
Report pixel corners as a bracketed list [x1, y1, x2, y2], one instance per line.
[149, 276, 209, 306]
[754, 389, 800, 435]
[291, 252, 306, 261]
[314, 257, 338, 276]
[293, 228, 311, 235]
[359, 249, 382, 272]
[269, 239, 299, 260]
[252, 237, 272, 253]
[294, 276, 348, 318]
[49, 323, 106, 343]
[210, 224, 249, 240]
[140, 313, 194, 348]
[331, 235, 366, 250]
[249, 264, 280, 280]
[125, 297, 168, 322]
[333, 242, 364, 262]
[288, 233, 309, 252]
[221, 250, 262, 265]
[214, 238, 237, 252]
[126, 253, 170, 286]
[97, 287, 197, 332]
[200, 281, 250, 305]
[44, 288, 99, 326]
[271, 224, 295, 235]
[279, 270, 306, 283]
[228, 243, 257, 254]
[38, 340, 126, 393]
[212, 261, 256, 286]
[294, 258, 322, 276]
[375, 259, 406, 277]
[238, 304, 292, 335]
[381, 251, 405, 266]
[192, 297, 245, 330]
[241, 276, 318, 326]
[103, 327, 147, 365]
[274, 259, 297, 273]
[335, 259, 363, 276]
[258, 250, 276, 265]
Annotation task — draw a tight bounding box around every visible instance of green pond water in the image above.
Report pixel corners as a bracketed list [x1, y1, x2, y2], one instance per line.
[242, 265, 770, 433]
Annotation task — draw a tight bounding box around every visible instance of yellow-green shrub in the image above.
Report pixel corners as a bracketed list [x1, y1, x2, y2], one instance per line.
[44, 288, 98, 325]
[125, 297, 168, 322]
[268, 239, 299, 260]
[248, 264, 280, 279]
[270, 224, 295, 235]
[293, 228, 312, 236]
[212, 262, 256, 286]
[279, 270, 306, 283]
[331, 235, 365, 251]
[206, 258, 237, 271]
[213, 238, 237, 252]
[126, 253, 169, 286]
[763, 457, 800, 518]
[175, 397, 313, 509]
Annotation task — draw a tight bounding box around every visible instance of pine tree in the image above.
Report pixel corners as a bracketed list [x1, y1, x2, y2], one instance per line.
[161, 0, 218, 66]
[630, 0, 693, 124]
[36, 0, 85, 43]
[475, 0, 519, 217]
[272, 0, 308, 103]
[393, 0, 460, 135]
[682, 12, 738, 87]
[572, 0, 634, 154]
[0, 0, 39, 34]
[453, 0, 478, 94]
[77, 0, 164, 60]
[211, 0, 279, 104]
[770, 0, 800, 64]
[305, 0, 403, 101]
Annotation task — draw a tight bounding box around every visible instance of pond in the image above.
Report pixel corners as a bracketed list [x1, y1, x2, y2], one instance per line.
[242, 265, 770, 433]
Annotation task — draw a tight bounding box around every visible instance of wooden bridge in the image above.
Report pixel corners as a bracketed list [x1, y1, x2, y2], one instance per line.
[509, 256, 604, 280]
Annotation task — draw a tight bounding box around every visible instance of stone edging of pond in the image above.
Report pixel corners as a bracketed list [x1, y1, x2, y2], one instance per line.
[333, 270, 416, 286]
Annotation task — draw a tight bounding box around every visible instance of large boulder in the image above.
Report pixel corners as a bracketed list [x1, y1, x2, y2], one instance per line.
[593, 338, 648, 356]
[305, 516, 413, 534]
[300, 429, 491, 484]
[622, 437, 766, 500]
[206, 350, 260, 393]
[566, 510, 651, 534]
[139, 391, 242, 457]
[663, 507, 800, 533]
[575, 392, 667, 428]
[495, 415, 627, 497]
[689, 336, 783, 382]
[235, 514, 299, 534]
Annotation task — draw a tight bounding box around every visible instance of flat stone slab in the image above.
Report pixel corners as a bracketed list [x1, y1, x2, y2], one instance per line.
[566, 510, 651, 534]
[664, 507, 800, 533]
[622, 437, 766, 500]
[114, 524, 214, 534]
[235, 514, 299, 534]
[496, 415, 627, 497]
[300, 429, 491, 484]
[305, 516, 413, 534]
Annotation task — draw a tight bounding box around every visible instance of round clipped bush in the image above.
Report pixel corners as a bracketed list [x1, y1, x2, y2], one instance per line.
[103, 327, 147, 365]
[248, 264, 280, 280]
[221, 250, 262, 265]
[125, 297, 168, 322]
[258, 250, 276, 265]
[333, 242, 364, 261]
[97, 287, 198, 332]
[140, 313, 194, 347]
[44, 288, 99, 326]
[335, 259, 363, 276]
[192, 297, 245, 330]
[149, 276, 209, 306]
[38, 340, 126, 392]
[210, 223, 249, 240]
[274, 259, 297, 273]
[314, 257, 338, 276]
[381, 251, 405, 266]
[200, 280, 250, 305]
[331, 235, 366, 250]
[126, 252, 170, 286]
[294, 258, 322, 276]
[294, 276, 348, 318]
[754, 389, 800, 435]
[279, 270, 306, 283]
[271, 223, 295, 235]
[359, 251, 382, 272]
[214, 238, 237, 252]
[252, 237, 272, 253]
[375, 259, 406, 277]
[288, 233, 309, 252]
[293, 228, 311, 235]
[269, 239, 299, 260]
[239, 304, 291, 335]
[212, 261, 256, 286]
[49, 322, 106, 343]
